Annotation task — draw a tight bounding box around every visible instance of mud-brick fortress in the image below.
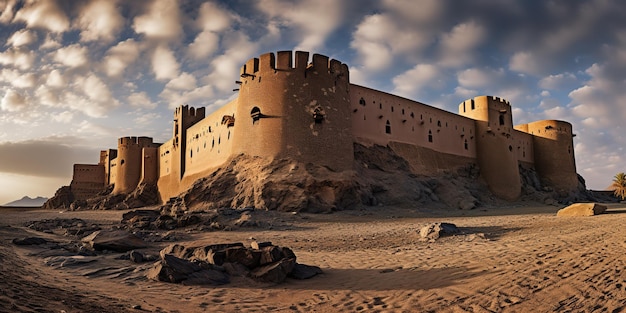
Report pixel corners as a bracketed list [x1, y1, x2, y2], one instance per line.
[70, 50, 578, 204]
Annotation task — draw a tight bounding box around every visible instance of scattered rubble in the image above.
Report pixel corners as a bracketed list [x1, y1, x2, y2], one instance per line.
[81, 230, 147, 252]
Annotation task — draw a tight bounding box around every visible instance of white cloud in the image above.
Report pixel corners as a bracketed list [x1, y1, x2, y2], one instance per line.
[392, 63, 442, 98]
[509, 51, 541, 75]
[165, 72, 197, 91]
[132, 0, 182, 42]
[13, 0, 70, 33]
[538, 73, 578, 90]
[203, 32, 258, 93]
[1, 89, 27, 112]
[0, 49, 35, 70]
[35, 85, 61, 107]
[0, 70, 36, 89]
[457, 67, 505, 89]
[187, 0, 233, 60]
[127, 92, 156, 109]
[7, 29, 37, 47]
[134, 112, 160, 126]
[257, 0, 343, 51]
[151, 45, 180, 80]
[0, 0, 17, 23]
[52, 111, 74, 123]
[75, 73, 115, 104]
[40, 33, 61, 50]
[76, 0, 124, 43]
[188, 31, 220, 60]
[102, 39, 141, 77]
[46, 69, 66, 88]
[438, 21, 486, 68]
[53, 44, 89, 68]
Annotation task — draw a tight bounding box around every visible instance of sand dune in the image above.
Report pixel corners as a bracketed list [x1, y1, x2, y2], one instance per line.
[1, 204, 625, 313]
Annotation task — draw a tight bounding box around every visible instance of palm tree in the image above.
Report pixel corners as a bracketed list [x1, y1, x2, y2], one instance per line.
[611, 172, 626, 201]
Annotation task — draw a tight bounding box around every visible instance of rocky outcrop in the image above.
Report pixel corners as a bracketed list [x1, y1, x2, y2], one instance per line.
[81, 230, 147, 252]
[147, 241, 321, 285]
[557, 203, 607, 217]
[42, 186, 73, 210]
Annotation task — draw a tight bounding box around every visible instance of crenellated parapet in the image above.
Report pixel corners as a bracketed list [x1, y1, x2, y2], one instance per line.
[239, 51, 349, 83]
[113, 136, 158, 194]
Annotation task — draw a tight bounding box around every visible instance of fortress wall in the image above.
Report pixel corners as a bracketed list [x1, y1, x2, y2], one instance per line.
[158, 139, 174, 178]
[140, 147, 159, 184]
[350, 85, 477, 159]
[459, 96, 521, 200]
[184, 100, 237, 177]
[388, 141, 476, 175]
[525, 120, 578, 194]
[512, 129, 534, 164]
[232, 51, 354, 171]
[100, 149, 117, 185]
[70, 164, 105, 200]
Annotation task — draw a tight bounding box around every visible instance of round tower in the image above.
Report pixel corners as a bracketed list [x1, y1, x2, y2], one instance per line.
[526, 120, 578, 194]
[231, 51, 354, 171]
[113, 136, 154, 194]
[458, 96, 521, 200]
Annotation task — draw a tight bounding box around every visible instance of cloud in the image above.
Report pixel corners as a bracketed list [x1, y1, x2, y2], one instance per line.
[1, 89, 28, 112]
[457, 67, 506, 89]
[127, 92, 156, 109]
[165, 72, 197, 91]
[257, 0, 344, 51]
[102, 39, 141, 77]
[187, 2, 233, 60]
[0, 138, 94, 178]
[52, 44, 89, 68]
[538, 73, 578, 90]
[0, 48, 35, 70]
[75, 73, 116, 104]
[46, 69, 66, 88]
[0, 69, 36, 88]
[509, 51, 542, 76]
[151, 45, 180, 81]
[392, 63, 442, 98]
[134, 112, 160, 126]
[132, 0, 182, 42]
[438, 21, 486, 68]
[13, 0, 70, 33]
[7, 29, 37, 47]
[0, 0, 17, 23]
[40, 33, 61, 50]
[76, 0, 124, 43]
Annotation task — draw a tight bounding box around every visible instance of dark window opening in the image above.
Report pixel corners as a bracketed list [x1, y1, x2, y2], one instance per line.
[463, 103, 466, 112]
[190, 150, 193, 158]
[313, 107, 325, 124]
[428, 130, 433, 143]
[410, 112, 414, 118]
[464, 139, 468, 150]
[251, 107, 261, 124]
[402, 109, 405, 115]
[437, 120, 441, 127]
[508, 145, 513, 152]
[385, 120, 391, 134]
[212, 139, 215, 148]
[391, 106, 394, 112]
[499, 114, 505, 126]
[218, 136, 221, 145]
[228, 131, 231, 139]
[471, 99, 475, 110]
[379, 103, 382, 109]
[120, 159, 125, 165]
[359, 97, 366, 106]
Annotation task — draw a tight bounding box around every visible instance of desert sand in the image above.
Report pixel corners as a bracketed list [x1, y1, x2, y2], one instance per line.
[1, 203, 625, 313]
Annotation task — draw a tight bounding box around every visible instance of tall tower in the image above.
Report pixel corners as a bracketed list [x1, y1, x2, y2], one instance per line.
[231, 51, 354, 171]
[459, 96, 521, 200]
[113, 136, 157, 194]
[526, 120, 578, 194]
[171, 105, 205, 180]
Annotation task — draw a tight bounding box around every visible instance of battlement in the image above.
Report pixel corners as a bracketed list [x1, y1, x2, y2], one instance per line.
[239, 50, 349, 81]
[118, 136, 154, 147]
[175, 105, 206, 119]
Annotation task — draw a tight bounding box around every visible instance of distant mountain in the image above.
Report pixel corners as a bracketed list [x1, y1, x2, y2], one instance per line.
[3, 196, 48, 207]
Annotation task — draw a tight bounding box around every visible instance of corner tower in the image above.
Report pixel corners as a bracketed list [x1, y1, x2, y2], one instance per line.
[231, 51, 354, 171]
[459, 96, 521, 200]
[526, 120, 578, 194]
[113, 136, 157, 194]
[171, 105, 205, 180]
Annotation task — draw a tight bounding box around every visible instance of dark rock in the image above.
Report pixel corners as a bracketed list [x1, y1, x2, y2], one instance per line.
[224, 246, 261, 268]
[160, 244, 190, 259]
[250, 241, 272, 250]
[42, 186, 74, 210]
[258, 246, 283, 266]
[280, 246, 297, 262]
[222, 262, 250, 277]
[419, 222, 460, 240]
[182, 269, 229, 286]
[289, 263, 323, 279]
[129, 250, 144, 263]
[122, 210, 160, 224]
[82, 230, 147, 252]
[250, 258, 296, 283]
[12, 237, 47, 245]
[147, 254, 202, 283]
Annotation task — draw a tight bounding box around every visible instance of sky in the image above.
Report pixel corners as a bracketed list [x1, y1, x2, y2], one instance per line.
[1, 0, 625, 204]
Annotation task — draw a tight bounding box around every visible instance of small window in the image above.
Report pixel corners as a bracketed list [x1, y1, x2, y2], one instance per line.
[379, 103, 382, 109]
[464, 139, 468, 150]
[463, 103, 466, 112]
[428, 130, 433, 143]
[385, 120, 391, 134]
[499, 114, 505, 126]
[391, 106, 394, 113]
[410, 112, 414, 118]
[251, 107, 261, 124]
[471, 99, 475, 110]
[359, 97, 366, 106]
[437, 120, 441, 127]
[120, 159, 125, 165]
[508, 145, 513, 152]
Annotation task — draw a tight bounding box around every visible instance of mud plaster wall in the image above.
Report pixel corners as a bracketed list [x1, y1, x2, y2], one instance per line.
[70, 164, 105, 200]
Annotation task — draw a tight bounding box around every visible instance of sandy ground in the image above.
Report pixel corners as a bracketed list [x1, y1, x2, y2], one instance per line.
[1, 204, 625, 313]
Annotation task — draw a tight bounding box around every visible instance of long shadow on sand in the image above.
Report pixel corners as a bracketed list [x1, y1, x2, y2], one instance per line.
[267, 265, 486, 291]
[458, 226, 522, 241]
